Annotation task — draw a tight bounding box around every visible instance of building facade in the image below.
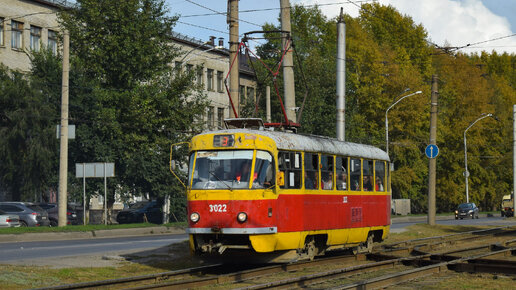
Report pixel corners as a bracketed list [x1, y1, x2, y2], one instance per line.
[171, 32, 257, 131]
[0, 0, 67, 73]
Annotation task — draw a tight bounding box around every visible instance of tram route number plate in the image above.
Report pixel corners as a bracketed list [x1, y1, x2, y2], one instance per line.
[209, 204, 227, 212]
[213, 135, 235, 147]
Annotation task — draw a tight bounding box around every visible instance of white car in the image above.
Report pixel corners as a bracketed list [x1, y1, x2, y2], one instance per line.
[0, 209, 20, 227]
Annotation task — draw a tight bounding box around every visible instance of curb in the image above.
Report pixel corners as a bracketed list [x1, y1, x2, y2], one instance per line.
[1, 226, 187, 243]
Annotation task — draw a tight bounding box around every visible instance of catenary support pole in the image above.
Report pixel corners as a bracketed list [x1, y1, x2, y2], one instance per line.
[513, 105, 516, 214]
[266, 86, 271, 123]
[280, 0, 296, 123]
[58, 31, 70, 227]
[83, 163, 86, 225]
[228, 0, 239, 117]
[336, 8, 345, 141]
[428, 75, 438, 225]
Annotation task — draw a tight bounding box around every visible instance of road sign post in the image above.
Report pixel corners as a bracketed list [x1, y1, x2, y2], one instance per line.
[76, 163, 115, 225]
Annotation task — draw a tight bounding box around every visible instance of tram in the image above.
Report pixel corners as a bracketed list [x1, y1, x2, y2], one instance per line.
[182, 119, 391, 263]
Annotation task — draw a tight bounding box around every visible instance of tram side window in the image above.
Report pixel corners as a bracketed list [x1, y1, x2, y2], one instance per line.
[252, 151, 275, 189]
[350, 158, 361, 191]
[375, 161, 385, 192]
[278, 151, 301, 189]
[363, 160, 374, 191]
[336, 156, 348, 190]
[321, 155, 334, 190]
[304, 153, 319, 190]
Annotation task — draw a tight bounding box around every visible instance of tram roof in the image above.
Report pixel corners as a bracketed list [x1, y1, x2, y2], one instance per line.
[198, 129, 390, 161]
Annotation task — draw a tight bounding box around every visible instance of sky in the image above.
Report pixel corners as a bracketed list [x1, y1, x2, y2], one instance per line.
[167, 0, 516, 55]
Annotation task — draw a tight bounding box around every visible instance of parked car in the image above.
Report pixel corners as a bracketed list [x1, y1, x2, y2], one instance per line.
[0, 209, 20, 228]
[36, 203, 79, 226]
[116, 201, 163, 224]
[0, 202, 50, 226]
[455, 202, 479, 219]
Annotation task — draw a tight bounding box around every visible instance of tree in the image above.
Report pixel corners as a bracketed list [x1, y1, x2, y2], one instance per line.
[0, 64, 57, 201]
[57, 0, 208, 221]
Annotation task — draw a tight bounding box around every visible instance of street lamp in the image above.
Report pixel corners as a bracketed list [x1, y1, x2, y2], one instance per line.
[385, 90, 423, 156]
[464, 113, 496, 203]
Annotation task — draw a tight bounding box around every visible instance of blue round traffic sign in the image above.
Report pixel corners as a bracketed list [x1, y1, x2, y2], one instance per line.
[425, 144, 439, 158]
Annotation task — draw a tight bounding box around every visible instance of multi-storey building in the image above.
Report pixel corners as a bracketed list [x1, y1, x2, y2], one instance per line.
[171, 32, 257, 130]
[0, 0, 67, 73]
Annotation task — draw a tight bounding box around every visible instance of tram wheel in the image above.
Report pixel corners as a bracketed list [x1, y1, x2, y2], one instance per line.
[305, 240, 316, 261]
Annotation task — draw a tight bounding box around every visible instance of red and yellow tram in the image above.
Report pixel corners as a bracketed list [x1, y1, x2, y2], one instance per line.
[183, 124, 391, 262]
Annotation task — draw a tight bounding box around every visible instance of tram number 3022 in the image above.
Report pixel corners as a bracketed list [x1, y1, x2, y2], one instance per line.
[209, 204, 227, 212]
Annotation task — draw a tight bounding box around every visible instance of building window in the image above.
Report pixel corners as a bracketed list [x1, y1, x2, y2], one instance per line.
[48, 30, 57, 54]
[11, 21, 23, 49]
[174, 61, 182, 72]
[217, 107, 224, 129]
[186, 64, 193, 73]
[207, 106, 215, 129]
[246, 87, 255, 102]
[30, 26, 41, 52]
[207, 69, 214, 91]
[217, 71, 224, 92]
[239, 85, 246, 104]
[196, 67, 203, 87]
[0, 18, 4, 46]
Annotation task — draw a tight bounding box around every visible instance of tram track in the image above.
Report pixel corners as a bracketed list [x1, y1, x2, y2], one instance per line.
[37, 226, 516, 290]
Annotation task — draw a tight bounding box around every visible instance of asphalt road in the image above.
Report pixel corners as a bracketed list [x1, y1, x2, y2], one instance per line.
[0, 233, 188, 263]
[2, 216, 513, 266]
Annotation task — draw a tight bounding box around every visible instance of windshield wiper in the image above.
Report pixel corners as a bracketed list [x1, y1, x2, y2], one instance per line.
[209, 171, 232, 190]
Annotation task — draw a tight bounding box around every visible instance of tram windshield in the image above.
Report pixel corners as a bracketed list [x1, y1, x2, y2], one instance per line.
[189, 150, 273, 190]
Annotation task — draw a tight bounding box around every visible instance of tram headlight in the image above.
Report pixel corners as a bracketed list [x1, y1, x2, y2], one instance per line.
[190, 212, 200, 223]
[237, 212, 247, 223]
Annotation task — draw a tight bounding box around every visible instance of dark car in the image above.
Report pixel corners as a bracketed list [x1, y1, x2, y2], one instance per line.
[37, 203, 79, 226]
[116, 201, 163, 224]
[0, 202, 50, 227]
[455, 202, 479, 219]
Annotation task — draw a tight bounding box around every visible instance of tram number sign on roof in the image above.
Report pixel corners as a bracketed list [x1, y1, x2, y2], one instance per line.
[425, 144, 439, 159]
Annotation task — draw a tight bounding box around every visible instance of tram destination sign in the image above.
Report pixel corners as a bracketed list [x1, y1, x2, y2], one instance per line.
[213, 134, 234, 147]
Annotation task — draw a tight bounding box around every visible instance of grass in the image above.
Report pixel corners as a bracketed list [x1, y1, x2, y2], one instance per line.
[0, 222, 187, 234]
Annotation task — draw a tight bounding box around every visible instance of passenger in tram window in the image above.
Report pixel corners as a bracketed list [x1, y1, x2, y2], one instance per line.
[305, 171, 315, 189]
[323, 172, 333, 189]
[337, 171, 347, 190]
[236, 161, 256, 183]
[363, 175, 373, 191]
[376, 177, 384, 191]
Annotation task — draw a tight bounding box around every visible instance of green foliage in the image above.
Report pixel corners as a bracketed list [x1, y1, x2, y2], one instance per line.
[59, 0, 179, 89]
[0, 64, 57, 201]
[253, 3, 515, 213]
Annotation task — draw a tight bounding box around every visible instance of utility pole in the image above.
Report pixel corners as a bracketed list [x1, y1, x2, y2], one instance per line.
[427, 75, 438, 225]
[266, 86, 271, 123]
[513, 105, 516, 214]
[228, 0, 239, 118]
[336, 8, 345, 141]
[58, 31, 70, 227]
[280, 0, 296, 123]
